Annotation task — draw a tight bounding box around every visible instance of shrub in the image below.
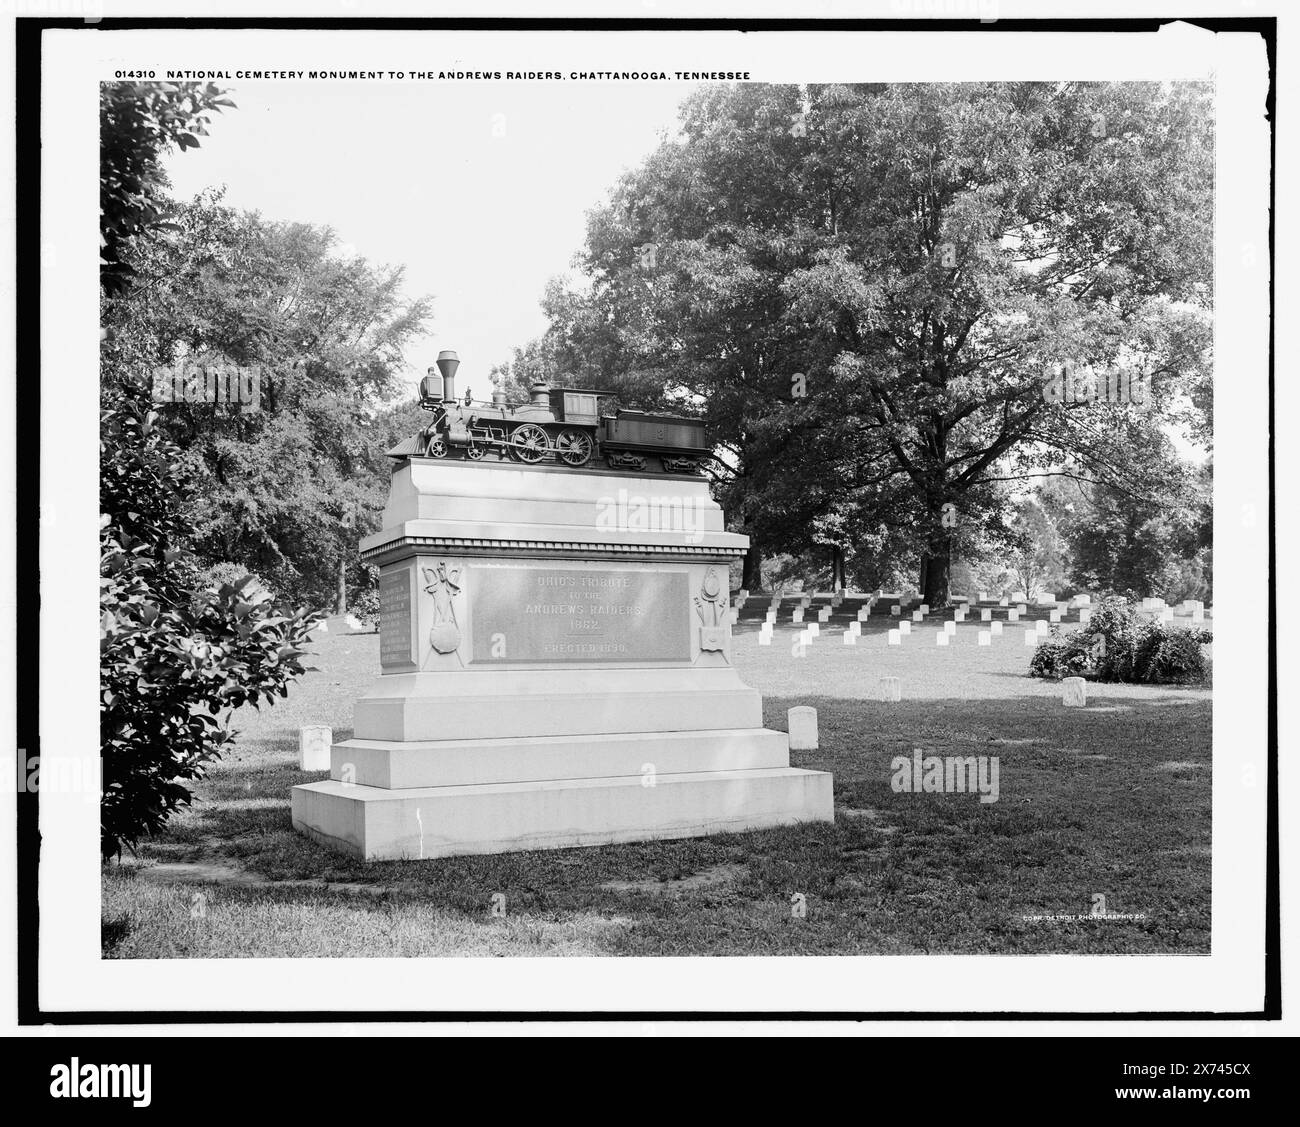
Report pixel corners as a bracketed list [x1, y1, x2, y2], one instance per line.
[1027, 632, 1091, 679]
[1028, 597, 1212, 685]
[100, 393, 319, 859]
[349, 564, 381, 628]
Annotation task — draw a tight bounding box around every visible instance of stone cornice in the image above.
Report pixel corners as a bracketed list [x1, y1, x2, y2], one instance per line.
[362, 535, 742, 564]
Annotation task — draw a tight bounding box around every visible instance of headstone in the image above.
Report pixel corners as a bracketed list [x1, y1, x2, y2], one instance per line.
[843, 631, 857, 645]
[977, 591, 989, 603]
[738, 589, 749, 601]
[1011, 591, 1027, 603]
[899, 620, 911, 635]
[1049, 610, 1061, 623]
[1024, 628, 1037, 647]
[857, 608, 870, 621]
[807, 622, 820, 637]
[1062, 677, 1087, 707]
[766, 609, 777, 623]
[818, 607, 831, 622]
[787, 706, 818, 750]
[1036, 619, 1049, 637]
[981, 608, 992, 621]
[1037, 592, 1057, 606]
[912, 610, 924, 623]
[919, 604, 930, 615]
[793, 608, 804, 623]
[890, 605, 901, 616]
[299, 726, 333, 771]
[955, 609, 966, 622]
[1017, 604, 1028, 616]
[887, 628, 901, 646]
[978, 630, 991, 646]
[1192, 607, 1204, 623]
[1073, 593, 1091, 606]
[1079, 608, 1092, 625]
[1008, 608, 1020, 622]
[878, 676, 901, 702]
[991, 621, 1003, 636]
[944, 621, 956, 635]
[849, 621, 862, 636]
[999, 597, 1009, 607]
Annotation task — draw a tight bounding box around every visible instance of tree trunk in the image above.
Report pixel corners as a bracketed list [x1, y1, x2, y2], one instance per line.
[741, 544, 763, 592]
[335, 556, 347, 616]
[920, 536, 951, 607]
[832, 546, 846, 593]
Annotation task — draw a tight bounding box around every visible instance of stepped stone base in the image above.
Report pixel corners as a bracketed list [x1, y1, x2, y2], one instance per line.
[293, 757, 832, 861]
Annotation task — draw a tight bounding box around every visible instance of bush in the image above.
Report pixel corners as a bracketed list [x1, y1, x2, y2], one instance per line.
[100, 393, 319, 859]
[1028, 597, 1211, 685]
[349, 564, 381, 628]
[1027, 633, 1091, 680]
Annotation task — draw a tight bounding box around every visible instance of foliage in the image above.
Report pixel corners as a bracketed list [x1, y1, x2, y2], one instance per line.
[1028, 597, 1211, 684]
[100, 81, 234, 294]
[101, 195, 433, 609]
[100, 81, 319, 858]
[100, 392, 318, 858]
[529, 81, 1213, 602]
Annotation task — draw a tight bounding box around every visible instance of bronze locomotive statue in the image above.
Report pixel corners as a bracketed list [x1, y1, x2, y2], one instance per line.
[386, 351, 711, 474]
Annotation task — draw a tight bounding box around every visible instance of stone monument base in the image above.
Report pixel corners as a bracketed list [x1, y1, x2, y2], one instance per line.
[293, 744, 830, 861]
[291, 459, 834, 861]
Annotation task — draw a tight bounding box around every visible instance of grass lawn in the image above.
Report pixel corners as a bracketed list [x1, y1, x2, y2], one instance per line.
[102, 616, 1211, 957]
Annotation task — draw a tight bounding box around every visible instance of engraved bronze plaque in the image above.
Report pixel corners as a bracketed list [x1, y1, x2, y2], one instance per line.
[379, 567, 415, 669]
[470, 567, 690, 664]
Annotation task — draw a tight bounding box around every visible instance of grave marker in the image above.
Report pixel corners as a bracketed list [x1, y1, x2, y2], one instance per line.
[787, 706, 818, 750]
[299, 726, 333, 772]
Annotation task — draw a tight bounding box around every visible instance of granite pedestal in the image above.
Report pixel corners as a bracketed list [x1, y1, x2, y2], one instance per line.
[292, 459, 833, 859]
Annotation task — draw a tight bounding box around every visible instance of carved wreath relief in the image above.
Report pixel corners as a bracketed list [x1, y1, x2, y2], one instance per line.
[423, 561, 463, 655]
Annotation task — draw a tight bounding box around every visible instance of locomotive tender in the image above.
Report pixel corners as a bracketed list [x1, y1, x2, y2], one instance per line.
[386, 350, 712, 474]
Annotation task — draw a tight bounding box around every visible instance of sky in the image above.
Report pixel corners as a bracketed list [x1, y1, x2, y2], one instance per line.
[164, 81, 696, 394]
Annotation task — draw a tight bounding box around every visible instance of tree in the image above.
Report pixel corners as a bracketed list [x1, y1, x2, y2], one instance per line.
[536, 81, 1213, 603]
[1007, 495, 1069, 599]
[99, 81, 317, 856]
[102, 195, 433, 610]
[100, 81, 234, 295]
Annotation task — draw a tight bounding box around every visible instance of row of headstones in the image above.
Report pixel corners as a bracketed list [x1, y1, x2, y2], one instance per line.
[758, 615, 1064, 649]
[785, 677, 1091, 747]
[1140, 597, 1207, 623]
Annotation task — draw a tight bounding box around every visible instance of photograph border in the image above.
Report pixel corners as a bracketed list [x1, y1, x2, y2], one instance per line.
[14, 11, 1279, 1025]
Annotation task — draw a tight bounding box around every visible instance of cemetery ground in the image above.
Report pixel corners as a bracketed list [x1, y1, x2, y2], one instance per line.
[102, 615, 1211, 958]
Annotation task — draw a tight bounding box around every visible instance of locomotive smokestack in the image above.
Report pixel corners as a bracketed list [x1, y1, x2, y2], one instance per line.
[436, 350, 460, 402]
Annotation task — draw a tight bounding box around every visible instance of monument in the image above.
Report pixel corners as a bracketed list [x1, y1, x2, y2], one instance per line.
[291, 353, 834, 860]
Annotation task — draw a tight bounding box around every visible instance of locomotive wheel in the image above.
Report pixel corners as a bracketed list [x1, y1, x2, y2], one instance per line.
[427, 436, 448, 458]
[509, 423, 550, 463]
[466, 444, 485, 460]
[555, 429, 593, 467]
